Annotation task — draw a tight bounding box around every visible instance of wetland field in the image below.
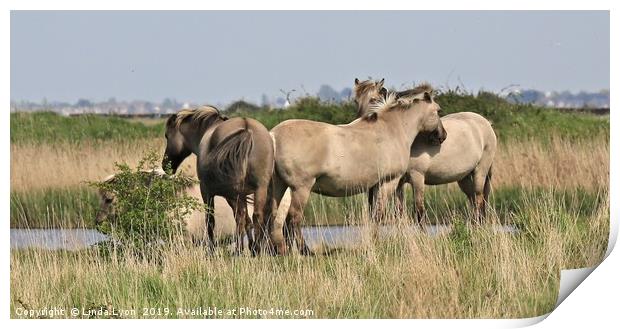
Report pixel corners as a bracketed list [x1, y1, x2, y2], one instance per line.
[9, 92, 610, 318]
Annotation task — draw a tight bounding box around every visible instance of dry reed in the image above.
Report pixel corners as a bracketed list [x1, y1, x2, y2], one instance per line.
[10, 136, 608, 192]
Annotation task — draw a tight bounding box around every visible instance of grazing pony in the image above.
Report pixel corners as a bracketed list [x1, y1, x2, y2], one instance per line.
[162, 106, 275, 255]
[95, 169, 236, 243]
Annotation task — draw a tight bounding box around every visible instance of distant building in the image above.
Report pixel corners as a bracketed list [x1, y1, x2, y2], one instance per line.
[511, 88, 609, 109]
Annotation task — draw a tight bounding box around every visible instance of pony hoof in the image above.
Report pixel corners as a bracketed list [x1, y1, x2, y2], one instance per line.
[268, 244, 282, 256]
[204, 245, 216, 257]
[250, 242, 261, 257]
[300, 246, 314, 257]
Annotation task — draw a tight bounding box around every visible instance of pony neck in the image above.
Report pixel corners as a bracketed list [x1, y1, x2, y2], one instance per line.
[180, 122, 218, 155]
[381, 108, 422, 145]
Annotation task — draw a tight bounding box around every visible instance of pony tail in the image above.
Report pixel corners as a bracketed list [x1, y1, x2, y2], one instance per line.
[204, 121, 254, 192]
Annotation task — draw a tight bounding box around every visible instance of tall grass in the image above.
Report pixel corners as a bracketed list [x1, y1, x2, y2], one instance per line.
[10, 188, 608, 319]
[10, 134, 608, 228]
[10, 134, 608, 193]
[9, 93, 610, 319]
[10, 187, 99, 228]
[11, 184, 605, 229]
[10, 139, 193, 192]
[494, 136, 608, 190]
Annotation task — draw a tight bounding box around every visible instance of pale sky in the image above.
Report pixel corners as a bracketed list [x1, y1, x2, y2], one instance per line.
[11, 11, 610, 104]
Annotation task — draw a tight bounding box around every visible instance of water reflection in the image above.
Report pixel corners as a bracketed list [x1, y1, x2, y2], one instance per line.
[10, 224, 518, 251]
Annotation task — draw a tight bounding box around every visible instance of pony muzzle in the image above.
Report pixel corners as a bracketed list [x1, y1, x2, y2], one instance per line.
[162, 155, 180, 174]
[429, 126, 447, 145]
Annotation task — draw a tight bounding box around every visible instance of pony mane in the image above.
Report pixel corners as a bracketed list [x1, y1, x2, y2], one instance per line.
[172, 105, 226, 129]
[367, 83, 435, 116]
[366, 91, 398, 118]
[395, 83, 434, 101]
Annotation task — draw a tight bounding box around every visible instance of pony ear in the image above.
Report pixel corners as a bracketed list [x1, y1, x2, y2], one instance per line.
[102, 174, 117, 184]
[221, 115, 229, 121]
[424, 91, 432, 102]
[377, 78, 385, 89]
[354, 78, 360, 85]
[380, 87, 388, 97]
[166, 113, 177, 127]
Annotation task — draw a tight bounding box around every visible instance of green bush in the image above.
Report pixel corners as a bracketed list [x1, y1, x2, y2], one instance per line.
[435, 90, 609, 141]
[226, 93, 609, 142]
[226, 100, 262, 113]
[233, 97, 358, 130]
[89, 152, 202, 255]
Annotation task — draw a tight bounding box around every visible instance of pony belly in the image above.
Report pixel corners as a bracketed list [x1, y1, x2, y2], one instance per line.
[424, 170, 471, 185]
[422, 159, 476, 185]
[311, 175, 378, 197]
[414, 136, 483, 185]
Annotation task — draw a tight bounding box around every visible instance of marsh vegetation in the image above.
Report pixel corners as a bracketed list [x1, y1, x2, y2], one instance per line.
[10, 92, 609, 318]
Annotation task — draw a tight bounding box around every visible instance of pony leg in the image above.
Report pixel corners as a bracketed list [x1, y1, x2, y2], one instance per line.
[227, 197, 248, 255]
[482, 166, 493, 220]
[472, 177, 487, 224]
[458, 174, 476, 222]
[245, 212, 254, 254]
[251, 185, 269, 256]
[367, 185, 380, 222]
[473, 163, 493, 224]
[199, 183, 216, 252]
[368, 183, 388, 222]
[394, 175, 409, 219]
[458, 168, 490, 224]
[240, 198, 253, 254]
[286, 184, 313, 255]
[411, 172, 426, 224]
[266, 173, 288, 255]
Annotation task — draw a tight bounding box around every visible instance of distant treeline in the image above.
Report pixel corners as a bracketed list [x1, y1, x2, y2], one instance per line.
[11, 91, 609, 144]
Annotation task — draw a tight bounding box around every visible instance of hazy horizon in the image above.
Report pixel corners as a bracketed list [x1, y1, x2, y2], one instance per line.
[11, 11, 610, 105]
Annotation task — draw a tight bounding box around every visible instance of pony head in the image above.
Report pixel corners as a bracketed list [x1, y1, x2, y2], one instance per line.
[370, 83, 446, 143]
[95, 168, 168, 225]
[162, 106, 226, 173]
[353, 78, 387, 118]
[395, 84, 446, 144]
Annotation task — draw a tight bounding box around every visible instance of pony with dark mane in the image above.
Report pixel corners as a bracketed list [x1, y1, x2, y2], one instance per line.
[162, 106, 275, 255]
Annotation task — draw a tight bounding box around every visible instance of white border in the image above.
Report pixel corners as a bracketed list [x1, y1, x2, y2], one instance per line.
[3, 1, 617, 327]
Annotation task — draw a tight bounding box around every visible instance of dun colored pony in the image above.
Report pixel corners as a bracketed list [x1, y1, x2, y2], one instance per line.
[353, 78, 387, 118]
[269, 85, 444, 254]
[95, 169, 292, 245]
[354, 79, 497, 222]
[95, 169, 236, 242]
[162, 106, 275, 255]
